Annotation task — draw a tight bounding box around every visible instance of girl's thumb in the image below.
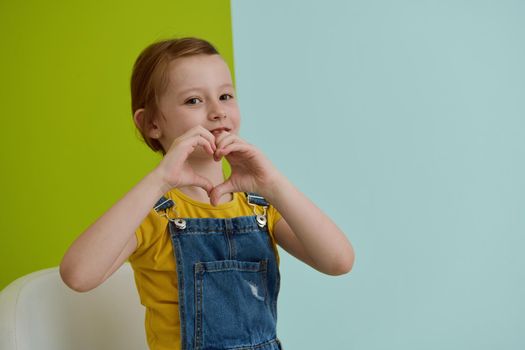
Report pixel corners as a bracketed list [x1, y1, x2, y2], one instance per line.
[192, 175, 214, 197]
[209, 180, 235, 207]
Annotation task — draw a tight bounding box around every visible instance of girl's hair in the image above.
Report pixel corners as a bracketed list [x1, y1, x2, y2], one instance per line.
[130, 37, 219, 155]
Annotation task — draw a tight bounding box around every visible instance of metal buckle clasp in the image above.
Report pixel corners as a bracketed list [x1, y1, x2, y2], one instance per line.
[247, 194, 268, 228]
[154, 196, 186, 229]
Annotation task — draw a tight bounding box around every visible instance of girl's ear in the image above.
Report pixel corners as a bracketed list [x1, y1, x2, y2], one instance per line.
[133, 108, 162, 139]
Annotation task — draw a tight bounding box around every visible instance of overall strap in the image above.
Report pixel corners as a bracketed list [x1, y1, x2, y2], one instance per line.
[153, 196, 175, 212]
[245, 192, 269, 207]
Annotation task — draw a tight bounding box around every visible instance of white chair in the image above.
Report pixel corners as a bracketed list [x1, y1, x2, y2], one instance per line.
[0, 262, 147, 350]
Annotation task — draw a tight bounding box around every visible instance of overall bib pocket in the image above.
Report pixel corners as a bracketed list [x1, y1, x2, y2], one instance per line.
[194, 259, 275, 349]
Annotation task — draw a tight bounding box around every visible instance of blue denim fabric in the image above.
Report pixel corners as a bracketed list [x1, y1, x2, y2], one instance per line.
[155, 194, 282, 350]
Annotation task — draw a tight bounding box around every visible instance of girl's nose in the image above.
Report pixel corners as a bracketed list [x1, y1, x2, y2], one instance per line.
[209, 111, 227, 120]
[208, 103, 227, 120]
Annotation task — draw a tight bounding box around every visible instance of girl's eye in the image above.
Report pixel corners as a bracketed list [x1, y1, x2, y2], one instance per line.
[185, 97, 202, 105]
[220, 94, 234, 101]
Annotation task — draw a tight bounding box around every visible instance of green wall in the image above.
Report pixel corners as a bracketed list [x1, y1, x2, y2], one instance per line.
[0, 0, 234, 290]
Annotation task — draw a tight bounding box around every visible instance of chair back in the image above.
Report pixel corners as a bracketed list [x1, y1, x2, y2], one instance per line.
[0, 263, 147, 350]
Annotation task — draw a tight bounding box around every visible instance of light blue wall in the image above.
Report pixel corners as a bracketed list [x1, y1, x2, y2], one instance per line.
[231, 1, 525, 348]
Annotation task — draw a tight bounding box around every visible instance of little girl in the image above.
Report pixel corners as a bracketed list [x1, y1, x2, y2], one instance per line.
[60, 37, 355, 350]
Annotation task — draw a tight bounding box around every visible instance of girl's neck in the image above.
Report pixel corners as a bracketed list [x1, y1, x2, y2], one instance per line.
[177, 157, 233, 205]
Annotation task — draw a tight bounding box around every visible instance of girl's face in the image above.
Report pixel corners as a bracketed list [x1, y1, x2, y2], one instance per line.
[152, 54, 241, 157]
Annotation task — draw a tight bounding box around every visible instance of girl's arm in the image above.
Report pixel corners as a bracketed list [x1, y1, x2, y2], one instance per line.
[59, 170, 168, 292]
[60, 126, 218, 292]
[265, 175, 355, 276]
[200, 131, 355, 276]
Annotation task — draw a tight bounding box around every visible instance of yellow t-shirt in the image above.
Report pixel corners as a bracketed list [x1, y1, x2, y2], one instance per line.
[128, 188, 282, 350]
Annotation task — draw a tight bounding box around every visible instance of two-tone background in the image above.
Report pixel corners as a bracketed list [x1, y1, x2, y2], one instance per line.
[1, 1, 524, 348]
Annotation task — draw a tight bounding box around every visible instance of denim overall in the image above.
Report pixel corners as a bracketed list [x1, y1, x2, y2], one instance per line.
[154, 193, 283, 350]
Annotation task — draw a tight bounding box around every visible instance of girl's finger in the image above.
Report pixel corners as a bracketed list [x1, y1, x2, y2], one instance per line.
[214, 139, 232, 159]
[214, 132, 233, 149]
[186, 135, 214, 155]
[200, 135, 215, 155]
[183, 125, 217, 151]
[169, 126, 216, 153]
[215, 133, 245, 151]
[190, 173, 214, 195]
[216, 142, 251, 158]
[214, 131, 247, 148]
[195, 126, 217, 151]
[209, 179, 236, 207]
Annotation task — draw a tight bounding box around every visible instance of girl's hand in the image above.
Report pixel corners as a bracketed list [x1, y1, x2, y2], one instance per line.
[209, 132, 282, 206]
[155, 125, 217, 195]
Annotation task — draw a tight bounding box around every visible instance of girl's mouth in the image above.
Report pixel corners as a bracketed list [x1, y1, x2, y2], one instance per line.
[210, 127, 231, 135]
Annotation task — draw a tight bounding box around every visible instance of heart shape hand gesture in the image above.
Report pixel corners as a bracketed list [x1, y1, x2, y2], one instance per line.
[155, 125, 282, 206]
